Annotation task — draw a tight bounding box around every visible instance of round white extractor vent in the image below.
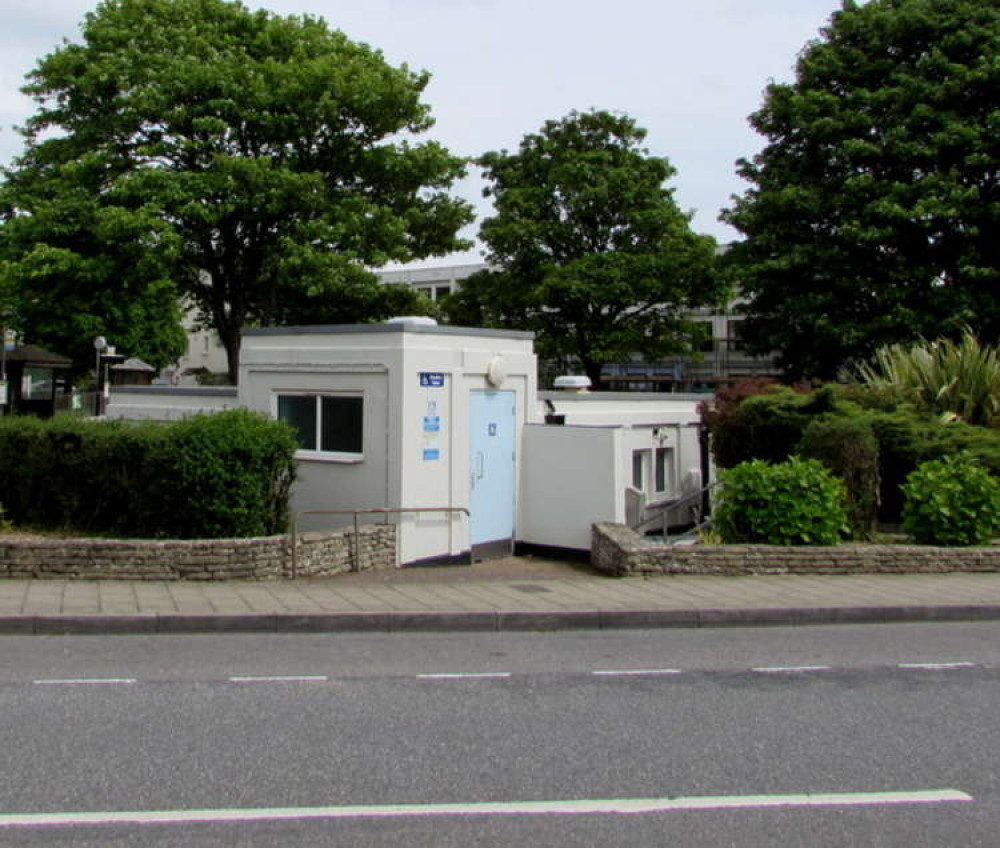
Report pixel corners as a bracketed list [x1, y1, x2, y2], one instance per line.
[486, 356, 506, 387]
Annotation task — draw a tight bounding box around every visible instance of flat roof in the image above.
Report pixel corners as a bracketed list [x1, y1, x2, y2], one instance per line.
[539, 391, 713, 402]
[244, 324, 534, 341]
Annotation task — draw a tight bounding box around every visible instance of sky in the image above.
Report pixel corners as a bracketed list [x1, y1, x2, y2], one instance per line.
[0, 0, 842, 266]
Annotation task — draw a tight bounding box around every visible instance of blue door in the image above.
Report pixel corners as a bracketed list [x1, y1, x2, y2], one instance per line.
[469, 390, 515, 559]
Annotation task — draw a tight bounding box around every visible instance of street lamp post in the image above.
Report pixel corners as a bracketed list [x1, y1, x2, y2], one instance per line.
[93, 336, 107, 416]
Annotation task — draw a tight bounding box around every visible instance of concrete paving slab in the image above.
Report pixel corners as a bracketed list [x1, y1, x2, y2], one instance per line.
[3, 556, 1000, 633]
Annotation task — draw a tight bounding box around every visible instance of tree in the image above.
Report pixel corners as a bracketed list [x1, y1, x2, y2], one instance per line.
[2, 0, 472, 380]
[723, 0, 1000, 381]
[444, 110, 721, 387]
[0, 163, 188, 370]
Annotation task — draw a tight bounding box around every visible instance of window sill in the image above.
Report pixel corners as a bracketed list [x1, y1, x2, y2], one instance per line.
[294, 451, 365, 464]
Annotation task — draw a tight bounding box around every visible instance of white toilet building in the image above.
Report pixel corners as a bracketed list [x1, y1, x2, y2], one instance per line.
[109, 321, 711, 565]
[239, 321, 538, 564]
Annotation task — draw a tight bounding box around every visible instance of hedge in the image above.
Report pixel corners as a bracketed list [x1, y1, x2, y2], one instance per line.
[0, 410, 297, 539]
[798, 416, 880, 540]
[703, 382, 1000, 523]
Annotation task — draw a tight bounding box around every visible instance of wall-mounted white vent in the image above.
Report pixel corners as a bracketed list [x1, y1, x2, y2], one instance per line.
[384, 316, 438, 326]
[553, 375, 591, 392]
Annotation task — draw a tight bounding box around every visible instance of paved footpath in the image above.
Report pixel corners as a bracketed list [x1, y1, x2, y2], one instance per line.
[3, 556, 1000, 634]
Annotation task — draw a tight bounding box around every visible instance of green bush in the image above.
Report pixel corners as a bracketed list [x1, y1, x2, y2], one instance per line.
[714, 457, 849, 546]
[862, 409, 1000, 523]
[901, 454, 1000, 546]
[704, 385, 838, 469]
[798, 416, 880, 540]
[703, 380, 1000, 524]
[856, 328, 1000, 427]
[0, 410, 297, 538]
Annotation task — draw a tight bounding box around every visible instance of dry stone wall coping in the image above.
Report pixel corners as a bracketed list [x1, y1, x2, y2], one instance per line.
[592, 522, 1000, 577]
[0, 524, 396, 580]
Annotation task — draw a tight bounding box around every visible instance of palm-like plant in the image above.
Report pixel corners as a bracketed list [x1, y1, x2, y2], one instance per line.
[856, 328, 1000, 427]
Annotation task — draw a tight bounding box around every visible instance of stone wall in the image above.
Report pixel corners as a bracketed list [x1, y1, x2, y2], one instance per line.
[592, 523, 1000, 577]
[0, 524, 396, 580]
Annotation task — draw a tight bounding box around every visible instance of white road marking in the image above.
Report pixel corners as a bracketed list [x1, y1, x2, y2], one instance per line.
[592, 669, 682, 676]
[0, 790, 973, 828]
[228, 676, 328, 683]
[751, 666, 833, 674]
[32, 678, 136, 686]
[897, 662, 976, 671]
[416, 672, 512, 680]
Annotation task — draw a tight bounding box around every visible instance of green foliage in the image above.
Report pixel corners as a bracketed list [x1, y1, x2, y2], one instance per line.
[723, 0, 1000, 380]
[798, 417, 881, 540]
[902, 454, 1000, 546]
[2, 0, 472, 380]
[703, 379, 1000, 524]
[0, 410, 296, 538]
[443, 110, 722, 386]
[855, 328, 1000, 427]
[704, 384, 837, 469]
[714, 458, 848, 546]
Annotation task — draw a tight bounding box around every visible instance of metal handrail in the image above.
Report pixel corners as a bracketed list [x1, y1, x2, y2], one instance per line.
[290, 507, 471, 576]
[631, 481, 719, 538]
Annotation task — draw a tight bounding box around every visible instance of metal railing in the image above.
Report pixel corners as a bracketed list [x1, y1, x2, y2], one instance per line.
[633, 481, 719, 541]
[290, 506, 471, 577]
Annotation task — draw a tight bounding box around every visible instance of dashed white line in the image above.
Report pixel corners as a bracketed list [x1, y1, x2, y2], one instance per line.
[228, 675, 328, 683]
[897, 662, 976, 671]
[416, 672, 512, 680]
[0, 789, 972, 828]
[592, 669, 682, 676]
[751, 666, 833, 674]
[32, 678, 136, 686]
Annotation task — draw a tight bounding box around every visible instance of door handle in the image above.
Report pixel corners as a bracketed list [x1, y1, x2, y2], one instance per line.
[476, 451, 484, 480]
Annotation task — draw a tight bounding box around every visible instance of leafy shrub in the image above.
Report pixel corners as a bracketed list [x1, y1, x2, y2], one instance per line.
[901, 454, 1000, 546]
[714, 457, 848, 546]
[703, 380, 1000, 524]
[855, 328, 1000, 427]
[798, 416, 880, 540]
[0, 410, 297, 538]
[704, 384, 834, 469]
[860, 409, 1000, 522]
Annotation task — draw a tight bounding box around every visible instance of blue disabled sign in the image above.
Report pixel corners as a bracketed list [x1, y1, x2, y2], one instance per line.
[419, 372, 445, 388]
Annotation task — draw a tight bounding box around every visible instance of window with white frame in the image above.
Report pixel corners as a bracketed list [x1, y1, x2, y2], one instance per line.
[632, 449, 651, 492]
[655, 447, 674, 495]
[276, 393, 363, 460]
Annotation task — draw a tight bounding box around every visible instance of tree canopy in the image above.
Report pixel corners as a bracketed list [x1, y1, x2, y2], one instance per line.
[444, 110, 721, 387]
[723, 0, 1000, 381]
[1, 0, 471, 378]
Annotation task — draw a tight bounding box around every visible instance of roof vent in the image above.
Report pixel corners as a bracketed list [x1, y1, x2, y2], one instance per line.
[553, 375, 591, 393]
[384, 316, 438, 326]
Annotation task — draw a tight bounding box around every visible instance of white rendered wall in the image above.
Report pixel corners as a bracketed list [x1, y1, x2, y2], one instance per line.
[238, 334, 396, 545]
[538, 391, 707, 427]
[519, 424, 623, 551]
[106, 387, 238, 420]
[395, 330, 537, 562]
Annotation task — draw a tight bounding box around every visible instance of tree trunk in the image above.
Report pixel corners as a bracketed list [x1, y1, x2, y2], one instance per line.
[581, 358, 604, 390]
[220, 326, 241, 386]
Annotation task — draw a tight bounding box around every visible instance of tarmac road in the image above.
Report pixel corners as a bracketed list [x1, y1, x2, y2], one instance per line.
[0, 624, 998, 846]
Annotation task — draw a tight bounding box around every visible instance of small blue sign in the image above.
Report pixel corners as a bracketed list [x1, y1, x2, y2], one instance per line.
[422, 448, 440, 461]
[419, 372, 445, 388]
[423, 416, 441, 433]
